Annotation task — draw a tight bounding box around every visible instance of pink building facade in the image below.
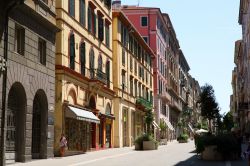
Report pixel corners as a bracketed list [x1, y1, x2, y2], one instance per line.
[121, 6, 177, 140]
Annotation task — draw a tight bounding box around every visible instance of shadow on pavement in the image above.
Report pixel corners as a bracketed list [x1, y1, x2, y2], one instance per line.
[174, 154, 248, 166]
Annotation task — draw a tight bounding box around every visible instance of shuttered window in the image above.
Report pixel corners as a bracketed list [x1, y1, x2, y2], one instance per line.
[80, 0, 85, 27]
[69, 0, 75, 17]
[80, 42, 86, 76]
[69, 33, 75, 70]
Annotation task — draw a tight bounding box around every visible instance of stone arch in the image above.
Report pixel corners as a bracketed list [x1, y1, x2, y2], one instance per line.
[6, 82, 27, 162]
[32, 89, 48, 159]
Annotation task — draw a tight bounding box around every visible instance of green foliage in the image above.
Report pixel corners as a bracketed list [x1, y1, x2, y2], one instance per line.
[159, 119, 167, 139]
[198, 84, 220, 132]
[194, 133, 238, 159]
[222, 112, 234, 132]
[177, 133, 189, 142]
[134, 133, 156, 150]
[145, 109, 154, 134]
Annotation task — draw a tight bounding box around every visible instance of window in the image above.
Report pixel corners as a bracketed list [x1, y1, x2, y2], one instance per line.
[80, 42, 86, 75]
[122, 49, 125, 65]
[122, 70, 126, 91]
[130, 56, 133, 71]
[88, 6, 96, 35]
[98, 15, 104, 41]
[129, 35, 133, 52]
[134, 80, 137, 97]
[38, 38, 46, 65]
[104, 0, 111, 9]
[130, 76, 133, 96]
[143, 36, 148, 43]
[134, 61, 137, 75]
[105, 24, 110, 48]
[98, 55, 102, 71]
[69, 0, 75, 17]
[80, 0, 86, 26]
[69, 33, 75, 70]
[89, 49, 95, 78]
[141, 16, 148, 27]
[106, 61, 110, 87]
[15, 24, 25, 55]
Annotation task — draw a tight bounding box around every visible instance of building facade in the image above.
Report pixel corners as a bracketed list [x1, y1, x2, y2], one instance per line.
[55, 0, 114, 156]
[0, 0, 58, 164]
[121, 6, 176, 140]
[112, 9, 155, 147]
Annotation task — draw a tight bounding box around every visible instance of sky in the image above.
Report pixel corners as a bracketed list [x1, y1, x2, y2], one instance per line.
[122, 0, 241, 114]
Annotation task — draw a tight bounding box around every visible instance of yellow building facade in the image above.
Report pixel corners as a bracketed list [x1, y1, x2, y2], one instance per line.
[112, 10, 155, 147]
[55, 0, 114, 155]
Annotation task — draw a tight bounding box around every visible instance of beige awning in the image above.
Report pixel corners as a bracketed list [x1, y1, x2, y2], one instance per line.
[66, 106, 100, 124]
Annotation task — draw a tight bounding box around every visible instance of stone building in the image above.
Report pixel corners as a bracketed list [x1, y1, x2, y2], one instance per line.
[54, 0, 114, 156]
[112, 9, 155, 147]
[0, 0, 58, 164]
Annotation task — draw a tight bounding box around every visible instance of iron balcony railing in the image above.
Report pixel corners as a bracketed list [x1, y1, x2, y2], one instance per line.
[136, 97, 153, 110]
[80, 67, 108, 85]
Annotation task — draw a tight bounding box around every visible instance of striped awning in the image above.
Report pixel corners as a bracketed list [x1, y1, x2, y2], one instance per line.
[66, 106, 100, 124]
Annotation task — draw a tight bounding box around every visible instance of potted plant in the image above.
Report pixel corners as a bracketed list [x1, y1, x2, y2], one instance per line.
[177, 133, 188, 143]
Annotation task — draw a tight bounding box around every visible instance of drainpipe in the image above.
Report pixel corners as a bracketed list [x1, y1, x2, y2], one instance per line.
[0, 1, 24, 166]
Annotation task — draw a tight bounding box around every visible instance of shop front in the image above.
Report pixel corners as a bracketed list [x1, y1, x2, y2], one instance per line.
[64, 105, 100, 154]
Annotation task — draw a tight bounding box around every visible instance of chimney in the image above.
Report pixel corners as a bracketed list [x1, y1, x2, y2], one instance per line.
[112, 0, 121, 9]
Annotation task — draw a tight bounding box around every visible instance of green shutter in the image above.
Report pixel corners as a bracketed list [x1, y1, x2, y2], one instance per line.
[88, 7, 92, 32]
[94, 13, 97, 35]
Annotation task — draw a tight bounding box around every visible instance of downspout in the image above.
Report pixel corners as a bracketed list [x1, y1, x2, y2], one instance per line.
[0, 1, 24, 165]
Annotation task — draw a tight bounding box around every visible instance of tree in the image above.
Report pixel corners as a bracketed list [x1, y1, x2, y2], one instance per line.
[198, 84, 220, 132]
[222, 112, 234, 132]
[145, 109, 154, 135]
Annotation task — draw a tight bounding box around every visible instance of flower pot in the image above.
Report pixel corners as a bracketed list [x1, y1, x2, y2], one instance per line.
[143, 141, 157, 150]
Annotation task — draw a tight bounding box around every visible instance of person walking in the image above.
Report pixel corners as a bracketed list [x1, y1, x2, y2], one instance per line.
[59, 133, 67, 157]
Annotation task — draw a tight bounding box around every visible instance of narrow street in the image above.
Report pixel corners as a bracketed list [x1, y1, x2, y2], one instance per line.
[12, 141, 247, 166]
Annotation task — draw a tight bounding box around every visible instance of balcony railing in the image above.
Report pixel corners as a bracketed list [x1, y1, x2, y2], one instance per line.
[136, 97, 153, 110]
[90, 69, 108, 85]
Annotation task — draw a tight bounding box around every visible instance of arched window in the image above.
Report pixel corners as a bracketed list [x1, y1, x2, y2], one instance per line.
[69, 33, 75, 70]
[80, 42, 86, 76]
[106, 60, 110, 88]
[98, 55, 102, 71]
[89, 49, 95, 78]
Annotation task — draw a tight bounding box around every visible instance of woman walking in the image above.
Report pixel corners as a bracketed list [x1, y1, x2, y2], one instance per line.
[59, 133, 67, 157]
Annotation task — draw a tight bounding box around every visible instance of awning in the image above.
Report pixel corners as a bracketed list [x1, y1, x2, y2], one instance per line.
[163, 118, 175, 131]
[66, 106, 100, 124]
[153, 121, 161, 130]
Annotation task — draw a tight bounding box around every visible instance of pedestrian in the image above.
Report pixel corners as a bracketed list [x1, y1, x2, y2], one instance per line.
[244, 141, 250, 166]
[59, 133, 67, 157]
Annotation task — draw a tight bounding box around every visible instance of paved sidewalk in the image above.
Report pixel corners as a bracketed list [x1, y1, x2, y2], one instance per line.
[10, 140, 248, 166]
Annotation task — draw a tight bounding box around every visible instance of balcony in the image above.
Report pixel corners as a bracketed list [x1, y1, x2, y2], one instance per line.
[162, 91, 171, 102]
[136, 97, 153, 110]
[89, 69, 108, 85]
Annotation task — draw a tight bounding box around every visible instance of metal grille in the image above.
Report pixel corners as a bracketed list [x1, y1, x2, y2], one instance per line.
[6, 108, 15, 151]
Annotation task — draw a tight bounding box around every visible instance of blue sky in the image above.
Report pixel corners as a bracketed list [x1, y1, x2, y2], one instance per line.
[122, 0, 241, 114]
